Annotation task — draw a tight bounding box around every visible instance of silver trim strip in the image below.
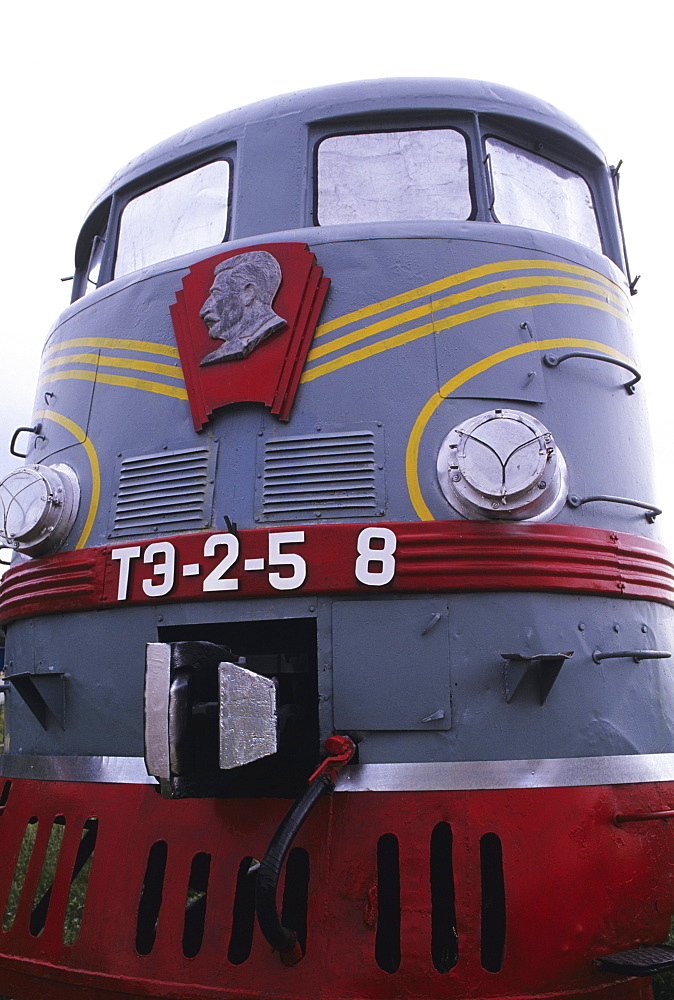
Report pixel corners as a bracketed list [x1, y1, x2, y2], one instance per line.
[334, 754, 674, 792]
[0, 754, 158, 784]
[3, 752, 674, 790]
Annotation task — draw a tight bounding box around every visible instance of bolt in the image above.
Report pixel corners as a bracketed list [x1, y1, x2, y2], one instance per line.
[538, 481, 546, 489]
[492, 502, 500, 509]
[610, 533, 619, 542]
[642, 625, 648, 633]
[308, 606, 315, 612]
[613, 624, 620, 633]
[157, 615, 163, 622]
[452, 474, 461, 483]
[578, 623, 585, 631]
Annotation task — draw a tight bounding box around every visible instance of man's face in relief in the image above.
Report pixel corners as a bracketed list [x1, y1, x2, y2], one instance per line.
[200, 269, 248, 341]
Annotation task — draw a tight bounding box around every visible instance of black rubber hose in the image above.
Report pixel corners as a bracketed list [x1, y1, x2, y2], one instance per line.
[255, 773, 332, 956]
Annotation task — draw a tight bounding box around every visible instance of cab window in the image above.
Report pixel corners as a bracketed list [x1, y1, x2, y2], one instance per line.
[114, 160, 231, 278]
[317, 129, 472, 225]
[485, 138, 601, 252]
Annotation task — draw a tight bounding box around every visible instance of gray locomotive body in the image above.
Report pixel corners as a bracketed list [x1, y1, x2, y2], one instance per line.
[0, 80, 672, 1000]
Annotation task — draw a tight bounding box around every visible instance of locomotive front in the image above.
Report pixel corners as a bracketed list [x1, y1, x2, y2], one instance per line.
[0, 79, 673, 1000]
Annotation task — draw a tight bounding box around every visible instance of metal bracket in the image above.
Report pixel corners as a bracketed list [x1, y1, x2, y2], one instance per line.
[7, 671, 66, 729]
[544, 351, 640, 393]
[567, 494, 661, 523]
[502, 651, 573, 705]
[9, 424, 44, 459]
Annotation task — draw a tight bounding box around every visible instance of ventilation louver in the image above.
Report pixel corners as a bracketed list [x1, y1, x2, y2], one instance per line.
[110, 447, 215, 538]
[258, 429, 383, 522]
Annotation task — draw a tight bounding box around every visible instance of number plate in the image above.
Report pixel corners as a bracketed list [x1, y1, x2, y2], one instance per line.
[107, 524, 398, 604]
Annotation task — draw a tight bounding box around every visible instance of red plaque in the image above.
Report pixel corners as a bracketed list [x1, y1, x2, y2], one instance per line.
[170, 243, 329, 429]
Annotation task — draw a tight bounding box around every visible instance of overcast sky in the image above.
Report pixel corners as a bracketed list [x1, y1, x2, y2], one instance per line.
[0, 1, 669, 548]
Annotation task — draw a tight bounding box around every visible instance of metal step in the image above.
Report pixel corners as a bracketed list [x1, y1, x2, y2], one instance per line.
[595, 944, 674, 976]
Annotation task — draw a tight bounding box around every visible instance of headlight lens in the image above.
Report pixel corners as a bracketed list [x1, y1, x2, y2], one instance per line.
[0, 464, 80, 556]
[437, 408, 567, 522]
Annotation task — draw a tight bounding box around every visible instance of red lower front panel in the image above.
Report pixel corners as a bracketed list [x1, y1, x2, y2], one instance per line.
[0, 775, 671, 1000]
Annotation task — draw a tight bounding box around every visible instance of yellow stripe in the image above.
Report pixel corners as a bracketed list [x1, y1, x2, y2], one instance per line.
[43, 352, 185, 381]
[302, 292, 627, 385]
[405, 338, 632, 521]
[309, 274, 625, 364]
[315, 259, 628, 338]
[33, 410, 100, 549]
[39, 369, 188, 401]
[43, 337, 180, 360]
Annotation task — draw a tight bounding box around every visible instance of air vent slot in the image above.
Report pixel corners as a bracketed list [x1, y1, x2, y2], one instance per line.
[258, 429, 383, 522]
[110, 447, 215, 538]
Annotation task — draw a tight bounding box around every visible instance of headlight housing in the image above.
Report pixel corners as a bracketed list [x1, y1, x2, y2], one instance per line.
[437, 408, 567, 522]
[0, 464, 80, 556]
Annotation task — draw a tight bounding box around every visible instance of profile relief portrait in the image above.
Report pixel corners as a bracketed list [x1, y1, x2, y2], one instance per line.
[199, 251, 286, 365]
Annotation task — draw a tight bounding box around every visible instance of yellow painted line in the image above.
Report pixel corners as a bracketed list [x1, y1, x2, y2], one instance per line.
[33, 410, 100, 550]
[315, 258, 628, 338]
[43, 352, 185, 381]
[308, 274, 625, 363]
[38, 369, 188, 401]
[405, 338, 632, 521]
[43, 337, 180, 360]
[302, 292, 627, 385]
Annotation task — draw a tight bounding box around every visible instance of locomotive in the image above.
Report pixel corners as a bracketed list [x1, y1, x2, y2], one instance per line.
[0, 78, 673, 1000]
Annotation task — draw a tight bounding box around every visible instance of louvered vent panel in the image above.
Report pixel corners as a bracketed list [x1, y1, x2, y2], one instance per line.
[110, 447, 215, 537]
[259, 430, 383, 521]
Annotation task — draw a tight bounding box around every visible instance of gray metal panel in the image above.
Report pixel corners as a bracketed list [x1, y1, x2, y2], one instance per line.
[332, 598, 450, 730]
[110, 445, 215, 537]
[257, 427, 384, 522]
[435, 302, 547, 402]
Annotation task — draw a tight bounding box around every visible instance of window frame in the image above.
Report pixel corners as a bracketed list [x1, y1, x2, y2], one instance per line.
[71, 145, 235, 301]
[478, 113, 610, 257]
[310, 114, 479, 228]
[482, 133, 603, 253]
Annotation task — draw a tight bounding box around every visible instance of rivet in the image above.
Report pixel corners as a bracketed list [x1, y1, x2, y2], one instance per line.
[538, 480, 546, 489]
[578, 623, 585, 631]
[613, 624, 620, 633]
[642, 625, 648, 633]
[308, 606, 315, 612]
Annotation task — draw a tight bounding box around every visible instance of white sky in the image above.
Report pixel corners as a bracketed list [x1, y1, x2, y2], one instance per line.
[0, 1, 670, 546]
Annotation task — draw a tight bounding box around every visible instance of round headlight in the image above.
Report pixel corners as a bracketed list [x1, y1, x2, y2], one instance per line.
[0, 464, 80, 556]
[437, 408, 567, 522]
